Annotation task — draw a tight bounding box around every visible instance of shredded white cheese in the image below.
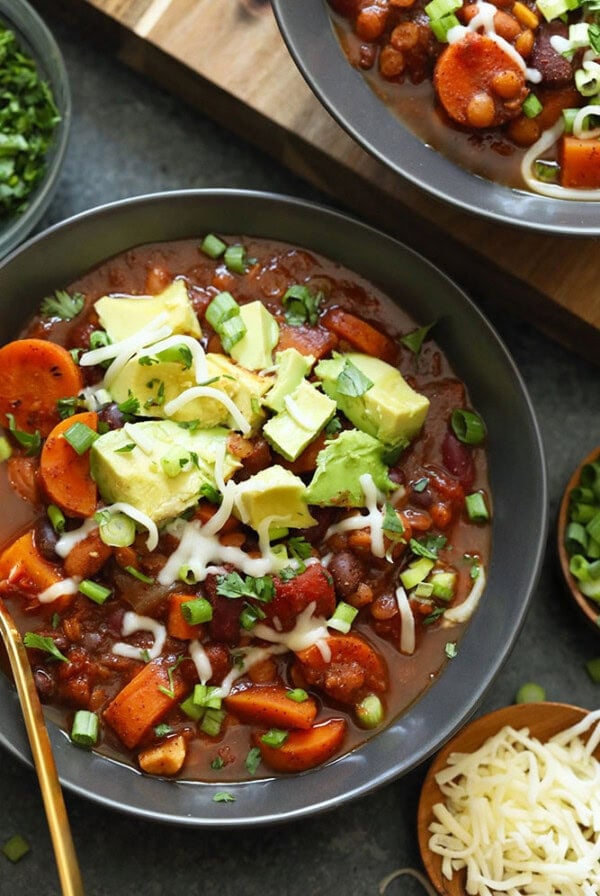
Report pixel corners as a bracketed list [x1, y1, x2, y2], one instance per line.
[54, 518, 100, 559]
[428, 711, 600, 895]
[212, 644, 288, 699]
[188, 638, 213, 685]
[324, 472, 389, 560]
[443, 565, 486, 625]
[37, 577, 81, 604]
[112, 610, 166, 661]
[252, 601, 332, 659]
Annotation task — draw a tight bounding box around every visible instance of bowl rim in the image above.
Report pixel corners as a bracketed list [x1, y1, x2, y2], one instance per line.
[0, 0, 72, 259]
[0, 188, 548, 826]
[271, 0, 600, 236]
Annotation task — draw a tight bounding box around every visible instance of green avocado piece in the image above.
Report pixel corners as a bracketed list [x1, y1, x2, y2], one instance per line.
[233, 465, 317, 533]
[229, 301, 280, 370]
[305, 430, 394, 507]
[89, 420, 240, 524]
[263, 348, 315, 414]
[262, 379, 336, 462]
[95, 278, 201, 342]
[315, 352, 429, 448]
[107, 351, 272, 433]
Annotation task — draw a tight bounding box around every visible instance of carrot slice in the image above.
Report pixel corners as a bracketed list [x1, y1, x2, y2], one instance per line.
[295, 633, 388, 705]
[166, 592, 204, 641]
[253, 718, 346, 773]
[39, 411, 98, 518]
[103, 658, 188, 749]
[0, 339, 83, 437]
[276, 322, 338, 360]
[434, 33, 527, 129]
[0, 531, 73, 611]
[321, 307, 397, 363]
[559, 136, 600, 188]
[224, 684, 318, 730]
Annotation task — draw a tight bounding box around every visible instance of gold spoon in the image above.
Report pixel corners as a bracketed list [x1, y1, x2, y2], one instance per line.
[0, 597, 85, 896]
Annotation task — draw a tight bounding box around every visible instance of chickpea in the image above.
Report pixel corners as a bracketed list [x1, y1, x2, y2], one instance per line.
[493, 10, 521, 41]
[466, 92, 496, 128]
[356, 5, 389, 40]
[492, 69, 524, 99]
[514, 28, 534, 58]
[379, 44, 406, 78]
[507, 114, 541, 146]
[390, 21, 420, 50]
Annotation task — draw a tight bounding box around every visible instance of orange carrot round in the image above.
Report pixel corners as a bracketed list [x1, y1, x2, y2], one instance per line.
[321, 307, 398, 363]
[253, 718, 346, 773]
[0, 338, 83, 437]
[224, 683, 318, 730]
[295, 633, 388, 704]
[39, 411, 98, 518]
[434, 33, 527, 129]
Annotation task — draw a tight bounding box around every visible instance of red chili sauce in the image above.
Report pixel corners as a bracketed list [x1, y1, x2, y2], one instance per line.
[329, 0, 600, 196]
[0, 237, 490, 782]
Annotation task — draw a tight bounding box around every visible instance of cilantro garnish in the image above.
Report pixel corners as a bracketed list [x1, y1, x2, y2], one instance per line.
[282, 284, 323, 326]
[336, 358, 373, 397]
[5, 413, 41, 456]
[410, 534, 447, 560]
[23, 632, 68, 663]
[40, 290, 84, 321]
[216, 571, 274, 603]
[400, 322, 436, 356]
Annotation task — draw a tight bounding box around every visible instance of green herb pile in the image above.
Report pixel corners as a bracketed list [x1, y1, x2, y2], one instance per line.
[0, 21, 61, 220]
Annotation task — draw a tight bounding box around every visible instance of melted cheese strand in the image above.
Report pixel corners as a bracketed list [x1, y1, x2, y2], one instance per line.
[212, 644, 288, 699]
[101, 502, 159, 552]
[189, 638, 213, 685]
[37, 577, 81, 604]
[54, 517, 99, 558]
[163, 385, 251, 434]
[132, 334, 209, 383]
[443, 565, 486, 625]
[395, 585, 416, 655]
[112, 611, 166, 660]
[324, 473, 388, 559]
[521, 119, 600, 200]
[252, 601, 331, 657]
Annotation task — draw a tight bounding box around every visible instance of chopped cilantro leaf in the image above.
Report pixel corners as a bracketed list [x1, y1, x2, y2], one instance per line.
[23, 632, 68, 662]
[282, 284, 323, 326]
[40, 289, 84, 321]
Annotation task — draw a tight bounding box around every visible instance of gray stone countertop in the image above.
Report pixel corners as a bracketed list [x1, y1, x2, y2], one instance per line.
[1, 10, 600, 896]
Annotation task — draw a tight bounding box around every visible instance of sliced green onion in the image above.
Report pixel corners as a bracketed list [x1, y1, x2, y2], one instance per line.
[160, 447, 193, 478]
[534, 159, 560, 183]
[430, 13, 461, 41]
[260, 728, 288, 748]
[451, 408, 486, 445]
[562, 107, 578, 134]
[180, 693, 204, 721]
[523, 93, 543, 118]
[200, 708, 226, 737]
[515, 682, 546, 703]
[78, 579, 112, 604]
[125, 566, 154, 584]
[179, 565, 199, 584]
[47, 503, 66, 534]
[200, 233, 227, 259]
[586, 510, 600, 544]
[400, 557, 434, 590]
[64, 421, 98, 455]
[98, 511, 136, 547]
[327, 601, 359, 634]
[575, 67, 600, 97]
[193, 684, 222, 709]
[584, 656, 600, 682]
[224, 243, 250, 274]
[89, 329, 111, 351]
[181, 597, 213, 624]
[355, 694, 384, 729]
[239, 602, 266, 630]
[430, 570, 456, 601]
[465, 491, 490, 522]
[2, 834, 30, 863]
[205, 290, 247, 353]
[0, 435, 12, 462]
[425, 0, 461, 18]
[70, 710, 99, 747]
[286, 688, 309, 703]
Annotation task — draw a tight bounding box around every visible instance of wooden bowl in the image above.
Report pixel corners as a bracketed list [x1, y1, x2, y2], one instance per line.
[557, 446, 600, 633]
[417, 702, 596, 896]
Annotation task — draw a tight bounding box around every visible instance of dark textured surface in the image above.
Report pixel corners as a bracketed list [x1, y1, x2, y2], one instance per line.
[0, 10, 599, 896]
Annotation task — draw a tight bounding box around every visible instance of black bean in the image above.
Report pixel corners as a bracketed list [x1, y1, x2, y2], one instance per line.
[33, 517, 59, 562]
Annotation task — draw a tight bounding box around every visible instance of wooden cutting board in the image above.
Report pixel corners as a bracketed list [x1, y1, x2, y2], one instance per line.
[34, 0, 600, 364]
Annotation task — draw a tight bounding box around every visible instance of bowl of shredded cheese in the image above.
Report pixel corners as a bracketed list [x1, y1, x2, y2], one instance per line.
[417, 702, 600, 896]
[0, 0, 71, 260]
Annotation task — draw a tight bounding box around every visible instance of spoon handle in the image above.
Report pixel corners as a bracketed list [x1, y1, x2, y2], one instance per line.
[0, 599, 85, 896]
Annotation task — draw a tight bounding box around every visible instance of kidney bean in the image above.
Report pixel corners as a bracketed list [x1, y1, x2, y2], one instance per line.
[328, 550, 365, 598]
[441, 431, 475, 491]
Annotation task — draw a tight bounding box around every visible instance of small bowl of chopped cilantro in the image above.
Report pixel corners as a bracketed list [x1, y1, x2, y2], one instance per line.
[558, 446, 600, 633]
[0, 0, 70, 259]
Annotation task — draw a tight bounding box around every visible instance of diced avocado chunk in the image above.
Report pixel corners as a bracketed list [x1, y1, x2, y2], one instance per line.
[315, 352, 429, 448]
[89, 420, 239, 524]
[95, 279, 201, 342]
[263, 348, 315, 413]
[229, 301, 280, 370]
[305, 430, 394, 507]
[233, 465, 317, 533]
[107, 352, 272, 433]
[262, 379, 336, 462]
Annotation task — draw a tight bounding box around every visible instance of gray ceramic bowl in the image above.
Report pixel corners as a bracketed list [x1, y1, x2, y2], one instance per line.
[0, 0, 71, 260]
[272, 0, 600, 235]
[0, 189, 547, 826]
